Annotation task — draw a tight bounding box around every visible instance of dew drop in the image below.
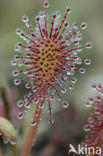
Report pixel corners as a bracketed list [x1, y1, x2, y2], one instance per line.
[24, 102, 30, 109]
[10, 139, 16, 145]
[80, 22, 87, 29]
[34, 97, 39, 104]
[79, 68, 86, 74]
[62, 101, 69, 108]
[94, 106, 100, 114]
[14, 55, 19, 60]
[96, 95, 101, 102]
[73, 38, 79, 45]
[16, 28, 21, 35]
[12, 70, 19, 76]
[61, 88, 67, 94]
[50, 95, 55, 100]
[85, 42, 92, 49]
[88, 96, 94, 102]
[14, 79, 21, 85]
[97, 83, 103, 89]
[11, 60, 17, 66]
[85, 100, 92, 108]
[88, 117, 94, 124]
[83, 124, 90, 132]
[67, 71, 71, 75]
[91, 83, 96, 89]
[35, 16, 40, 23]
[17, 42, 23, 47]
[17, 112, 24, 119]
[3, 138, 9, 144]
[44, 0, 49, 8]
[25, 83, 31, 89]
[84, 58, 91, 65]
[31, 119, 36, 126]
[17, 100, 23, 108]
[48, 119, 54, 125]
[66, 6, 71, 14]
[26, 22, 31, 28]
[70, 65, 75, 70]
[71, 77, 77, 83]
[22, 15, 29, 23]
[32, 86, 37, 93]
[64, 21, 69, 28]
[39, 103, 44, 109]
[52, 13, 56, 19]
[69, 84, 73, 89]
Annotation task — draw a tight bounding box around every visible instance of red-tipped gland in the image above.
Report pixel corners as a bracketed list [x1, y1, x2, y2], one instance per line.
[14, 55, 19, 60]
[31, 119, 36, 126]
[91, 83, 96, 89]
[44, 0, 49, 8]
[31, 33, 35, 37]
[18, 112, 24, 119]
[62, 101, 69, 108]
[80, 22, 87, 29]
[35, 16, 40, 23]
[39, 103, 44, 109]
[53, 13, 56, 19]
[20, 33, 25, 37]
[17, 42, 22, 47]
[85, 42, 92, 48]
[12, 70, 19, 77]
[16, 28, 21, 35]
[84, 58, 91, 65]
[64, 22, 69, 28]
[66, 6, 71, 14]
[79, 68, 86, 74]
[55, 27, 58, 32]
[17, 100, 24, 108]
[22, 15, 29, 23]
[73, 40, 79, 45]
[61, 20, 65, 24]
[14, 79, 21, 85]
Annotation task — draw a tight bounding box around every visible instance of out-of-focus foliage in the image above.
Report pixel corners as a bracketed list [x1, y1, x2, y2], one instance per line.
[0, 117, 16, 144]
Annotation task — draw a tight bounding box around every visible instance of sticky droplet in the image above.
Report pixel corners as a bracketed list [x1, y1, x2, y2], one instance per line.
[62, 101, 69, 108]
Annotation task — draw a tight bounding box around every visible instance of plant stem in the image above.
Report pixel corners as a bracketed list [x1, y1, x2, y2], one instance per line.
[0, 152, 3, 156]
[21, 106, 43, 156]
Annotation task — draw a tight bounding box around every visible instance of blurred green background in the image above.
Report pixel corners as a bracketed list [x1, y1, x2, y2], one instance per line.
[0, 0, 103, 155]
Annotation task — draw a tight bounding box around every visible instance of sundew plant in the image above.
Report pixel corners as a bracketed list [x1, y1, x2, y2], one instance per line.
[12, 1, 92, 121]
[11, 0, 92, 155]
[82, 83, 103, 155]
